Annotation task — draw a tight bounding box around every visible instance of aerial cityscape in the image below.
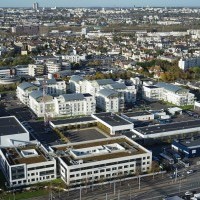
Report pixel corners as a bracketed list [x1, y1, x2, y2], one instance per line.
[0, 1, 200, 200]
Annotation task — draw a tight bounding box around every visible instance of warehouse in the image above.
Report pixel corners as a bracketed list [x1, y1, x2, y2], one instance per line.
[132, 119, 200, 139]
[172, 139, 200, 158]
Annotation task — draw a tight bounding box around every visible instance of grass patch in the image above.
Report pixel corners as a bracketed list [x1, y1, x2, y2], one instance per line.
[180, 105, 194, 110]
[3, 190, 48, 200]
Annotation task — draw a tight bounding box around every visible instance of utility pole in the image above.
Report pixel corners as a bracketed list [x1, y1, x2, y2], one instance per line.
[105, 193, 108, 200]
[80, 185, 82, 200]
[114, 181, 116, 195]
[175, 168, 178, 183]
[139, 175, 141, 190]
[118, 190, 120, 200]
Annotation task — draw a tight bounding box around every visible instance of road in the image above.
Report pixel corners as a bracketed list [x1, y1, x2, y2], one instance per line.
[31, 166, 200, 200]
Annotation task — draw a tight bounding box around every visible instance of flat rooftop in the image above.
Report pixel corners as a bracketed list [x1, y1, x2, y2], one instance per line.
[134, 119, 200, 135]
[64, 128, 106, 143]
[51, 116, 97, 127]
[93, 113, 132, 126]
[122, 111, 152, 118]
[0, 116, 27, 136]
[52, 136, 146, 166]
[178, 139, 200, 148]
[1, 144, 49, 165]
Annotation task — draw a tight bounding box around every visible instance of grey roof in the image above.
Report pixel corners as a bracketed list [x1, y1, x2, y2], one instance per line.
[61, 93, 85, 101]
[70, 75, 83, 83]
[156, 82, 187, 93]
[0, 116, 27, 136]
[135, 119, 200, 135]
[52, 117, 96, 126]
[18, 82, 35, 90]
[179, 138, 200, 148]
[29, 90, 43, 100]
[109, 82, 127, 90]
[98, 88, 118, 97]
[95, 79, 115, 86]
[93, 113, 132, 126]
[38, 79, 57, 85]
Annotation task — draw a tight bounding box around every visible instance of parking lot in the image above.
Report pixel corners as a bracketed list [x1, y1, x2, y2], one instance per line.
[63, 127, 107, 143]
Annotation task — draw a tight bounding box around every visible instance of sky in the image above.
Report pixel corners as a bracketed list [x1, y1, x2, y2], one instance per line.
[0, 0, 200, 8]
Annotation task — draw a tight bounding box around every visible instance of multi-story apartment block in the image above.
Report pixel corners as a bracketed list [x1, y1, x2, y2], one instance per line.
[156, 82, 195, 106]
[16, 82, 38, 105]
[142, 85, 162, 102]
[14, 65, 29, 77]
[29, 90, 55, 118]
[36, 78, 66, 96]
[50, 136, 152, 186]
[54, 93, 96, 117]
[0, 144, 56, 188]
[143, 82, 195, 106]
[28, 64, 45, 77]
[96, 88, 120, 112]
[178, 57, 200, 70]
[69, 76, 137, 107]
[61, 54, 86, 63]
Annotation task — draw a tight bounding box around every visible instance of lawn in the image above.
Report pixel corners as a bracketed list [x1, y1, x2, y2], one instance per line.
[3, 190, 48, 200]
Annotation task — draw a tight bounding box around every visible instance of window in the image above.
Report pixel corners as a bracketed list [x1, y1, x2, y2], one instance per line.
[106, 168, 110, 171]
[100, 169, 104, 173]
[94, 171, 98, 174]
[118, 166, 122, 169]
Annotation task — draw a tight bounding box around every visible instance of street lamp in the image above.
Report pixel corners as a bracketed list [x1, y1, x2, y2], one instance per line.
[128, 183, 132, 200]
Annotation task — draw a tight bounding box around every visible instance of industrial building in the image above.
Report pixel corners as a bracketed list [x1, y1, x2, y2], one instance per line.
[132, 119, 200, 139]
[172, 139, 200, 158]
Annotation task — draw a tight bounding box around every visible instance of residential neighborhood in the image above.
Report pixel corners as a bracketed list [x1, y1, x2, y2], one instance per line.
[1, 2, 200, 200]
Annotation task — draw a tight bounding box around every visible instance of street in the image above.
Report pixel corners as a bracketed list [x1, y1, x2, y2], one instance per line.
[30, 165, 200, 200]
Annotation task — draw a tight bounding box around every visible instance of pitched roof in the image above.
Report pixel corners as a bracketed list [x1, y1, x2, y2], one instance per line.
[18, 82, 35, 90]
[109, 82, 127, 90]
[61, 93, 85, 101]
[98, 88, 118, 97]
[70, 75, 83, 83]
[29, 90, 43, 100]
[156, 82, 187, 93]
[95, 79, 115, 86]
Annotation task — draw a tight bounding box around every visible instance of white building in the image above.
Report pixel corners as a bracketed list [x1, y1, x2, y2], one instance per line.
[29, 90, 55, 118]
[0, 116, 30, 147]
[156, 82, 195, 106]
[50, 136, 152, 186]
[96, 88, 120, 112]
[178, 57, 200, 70]
[0, 144, 56, 188]
[54, 93, 96, 117]
[28, 64, 45, 77]
[62, 54, 86, 63]
[69, 76, 137, 106]
[121, 111, 154, 122]
[16, 82, 38, 105]
[14, 65, 29, 77]
[36, 78, 66, 96]
[92, 112, 133, 135]
[142, 85, 162, 102]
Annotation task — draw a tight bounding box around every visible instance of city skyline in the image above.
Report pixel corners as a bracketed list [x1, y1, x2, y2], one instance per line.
[0, 0, 200, 8]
